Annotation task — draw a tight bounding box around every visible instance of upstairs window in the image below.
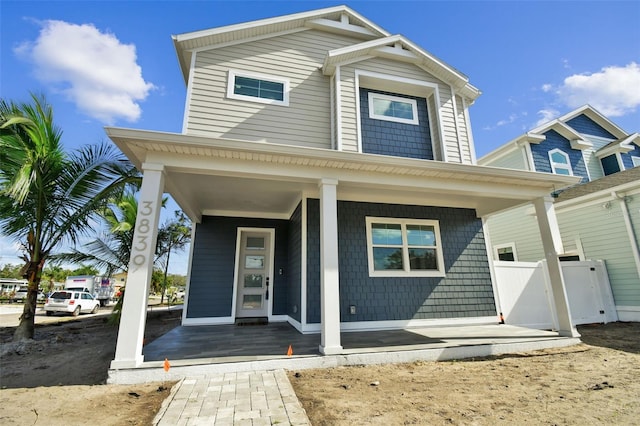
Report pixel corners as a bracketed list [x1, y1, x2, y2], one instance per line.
[227, 70, 289, 106]
[368, 92, 419, 125]
[365, 217, 445, 277]
[495, 243, 517, 261]
[548, 149, 573, 175]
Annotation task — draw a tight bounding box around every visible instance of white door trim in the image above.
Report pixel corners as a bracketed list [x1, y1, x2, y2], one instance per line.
[231, 227, 276, 320]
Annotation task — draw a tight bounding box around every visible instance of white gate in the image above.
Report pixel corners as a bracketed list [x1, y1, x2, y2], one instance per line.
[493, 260, 617, 329]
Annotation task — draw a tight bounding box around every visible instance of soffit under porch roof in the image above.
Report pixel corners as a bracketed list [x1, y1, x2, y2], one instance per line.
[106, 128, 579, 222]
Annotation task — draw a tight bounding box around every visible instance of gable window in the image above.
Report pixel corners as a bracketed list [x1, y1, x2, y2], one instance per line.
[365, 217, 445, 277]
[368, 92, 419, 125]
[548, 149, 573, 175]
[494, 243, 517, 262]
[227, 70, 289, 106]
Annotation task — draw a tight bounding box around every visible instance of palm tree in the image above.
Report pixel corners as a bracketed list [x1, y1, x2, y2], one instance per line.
[156, 210, 191, 303]
[55, 191, 141, 276]
[0, 94, 139, 340]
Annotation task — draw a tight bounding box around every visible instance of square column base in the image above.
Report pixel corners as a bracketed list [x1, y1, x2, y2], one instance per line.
[110, 355, 145, 369]
[319, 344, 343, 355]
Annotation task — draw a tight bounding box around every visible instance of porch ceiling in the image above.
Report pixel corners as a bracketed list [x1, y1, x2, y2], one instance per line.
[106, 128, 580, 222]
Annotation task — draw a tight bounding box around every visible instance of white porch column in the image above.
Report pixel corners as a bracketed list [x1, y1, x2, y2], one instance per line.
[318, 178, 343, 355]
[533, 196, 580, 337]
[111, 163, 165, 368]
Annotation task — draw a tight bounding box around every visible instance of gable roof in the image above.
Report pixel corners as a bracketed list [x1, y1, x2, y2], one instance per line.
[322, 35, 480, 101]
[595, 133, 640, 158]
[479, 105, 629, 165]
[556, 105, 627, 139]
[172, 5, 390, 83]
[554, 166, 640, 203]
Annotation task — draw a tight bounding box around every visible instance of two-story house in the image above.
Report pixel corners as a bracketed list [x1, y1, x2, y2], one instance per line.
[106, 6, 579, 369]
[480, 105, 640, 322]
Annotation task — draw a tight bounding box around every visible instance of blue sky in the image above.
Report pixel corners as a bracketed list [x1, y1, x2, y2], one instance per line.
[1, 0, 639, 274]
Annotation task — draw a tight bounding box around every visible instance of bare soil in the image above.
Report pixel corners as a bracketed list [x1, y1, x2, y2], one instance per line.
[1, 312, 638, 426]
[0, 308, 181, 426]
[290, 322, 640, 425]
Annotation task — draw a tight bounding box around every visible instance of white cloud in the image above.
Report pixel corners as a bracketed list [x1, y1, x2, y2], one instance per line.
[15, 20, 155, 124]
[554, 63, 640, 117]
[535, 108, 560, 126]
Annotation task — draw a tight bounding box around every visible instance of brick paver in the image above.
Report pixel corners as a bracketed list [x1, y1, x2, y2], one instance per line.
[154, 369, 310, 425]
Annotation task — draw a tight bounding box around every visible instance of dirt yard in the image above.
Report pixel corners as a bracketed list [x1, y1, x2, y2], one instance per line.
[1, 310, 639, 425]
[0, 308, 181, 426]
[290, 322, 640, 425]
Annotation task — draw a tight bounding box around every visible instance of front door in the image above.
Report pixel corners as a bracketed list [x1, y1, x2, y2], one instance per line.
[235, 230, 272, 318]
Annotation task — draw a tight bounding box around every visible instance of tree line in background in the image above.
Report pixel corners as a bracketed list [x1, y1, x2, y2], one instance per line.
[0, 263, 187, 295]
[0, 94, 190, 341]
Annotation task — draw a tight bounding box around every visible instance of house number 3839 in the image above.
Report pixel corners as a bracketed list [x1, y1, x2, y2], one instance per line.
[132, 201, 155, 266]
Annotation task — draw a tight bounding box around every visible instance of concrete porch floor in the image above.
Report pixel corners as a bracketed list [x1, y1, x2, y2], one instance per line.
[108, 321, 581, 384]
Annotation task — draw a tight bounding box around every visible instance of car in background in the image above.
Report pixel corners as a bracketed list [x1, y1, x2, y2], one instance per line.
[11, 287, 46, 303]
[44, 290, 100, 316]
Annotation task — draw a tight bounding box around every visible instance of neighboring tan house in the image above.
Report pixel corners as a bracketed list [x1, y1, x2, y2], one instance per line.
[479, 105, 640, 321]
[106, 6, 579, 369]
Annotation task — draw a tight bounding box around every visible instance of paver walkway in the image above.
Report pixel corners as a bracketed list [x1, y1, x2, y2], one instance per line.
[154, 369, 311, 425]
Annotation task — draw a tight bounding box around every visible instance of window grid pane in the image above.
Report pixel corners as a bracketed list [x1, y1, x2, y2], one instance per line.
[408, 248, 437, 270]
[234, 76, 284, 101]
[373, 247, 404, 270]
[371, 223, 403, 245]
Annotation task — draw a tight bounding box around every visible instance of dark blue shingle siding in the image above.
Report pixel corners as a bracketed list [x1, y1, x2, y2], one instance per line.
[359, 88, 433, 160]
[187, 216, 289, 319]
[530, 129, 589, 181]
[621, 144, 640, 170]
[306, 199, 495, 324]
[287, 203, 302, 322]
[566, 114, 617, 139]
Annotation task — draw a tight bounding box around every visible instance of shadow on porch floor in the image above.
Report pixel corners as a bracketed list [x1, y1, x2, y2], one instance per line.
[142, 321, 569, 363]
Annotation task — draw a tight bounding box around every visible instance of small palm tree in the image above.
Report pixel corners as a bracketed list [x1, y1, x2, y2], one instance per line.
[156, 211, 191, 304]
[0, 94, 139, 340]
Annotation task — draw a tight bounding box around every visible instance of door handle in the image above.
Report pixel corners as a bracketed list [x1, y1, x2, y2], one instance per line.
[265, 277, 269, 300]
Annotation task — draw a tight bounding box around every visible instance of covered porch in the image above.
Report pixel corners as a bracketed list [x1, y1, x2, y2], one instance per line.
[108, 321, 580, 384]
[106, 127, 581, 372]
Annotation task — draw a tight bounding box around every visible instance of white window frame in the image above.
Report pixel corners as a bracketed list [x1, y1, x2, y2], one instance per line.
[494, 243, 518, 262]
[365, 217, 445, 277]
[227, 70, 289, 106]
[548, 148, 573, 175]
[632, 156, 640, 167]
[367, 92, 419, 125]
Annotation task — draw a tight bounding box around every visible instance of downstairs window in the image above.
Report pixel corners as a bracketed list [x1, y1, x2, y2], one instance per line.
[365, 217, 445, 277]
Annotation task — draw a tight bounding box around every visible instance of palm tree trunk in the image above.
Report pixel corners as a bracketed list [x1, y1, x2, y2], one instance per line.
[13, 261, 41, 340]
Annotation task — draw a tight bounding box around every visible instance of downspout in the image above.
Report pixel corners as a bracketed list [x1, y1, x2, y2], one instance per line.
[613, 191, 640, 280]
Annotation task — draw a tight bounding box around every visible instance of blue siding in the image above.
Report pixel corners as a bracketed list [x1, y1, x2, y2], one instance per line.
[359, 88, 433, 160]
[530, 130, 589, 181]
[187, 216, 289, 319]
[621, 144, 640, 170]
[287, 203, 302, 322]
[566, 114, 617, 139]
[306, 199, 495, 324]
[601, 154, 620, 175]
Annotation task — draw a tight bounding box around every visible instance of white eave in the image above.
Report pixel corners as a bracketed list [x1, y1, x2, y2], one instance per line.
[478, 133, 545, 165]
[531, 120, 592, 150]
[322, 35, 481, 101]
[172, 5, 389, 83]
[595, 133, 640, 158]
[106, 127, 578, 219]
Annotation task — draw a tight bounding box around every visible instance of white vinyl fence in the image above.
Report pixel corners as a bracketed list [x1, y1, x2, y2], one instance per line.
[493, 260, 618, 330]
